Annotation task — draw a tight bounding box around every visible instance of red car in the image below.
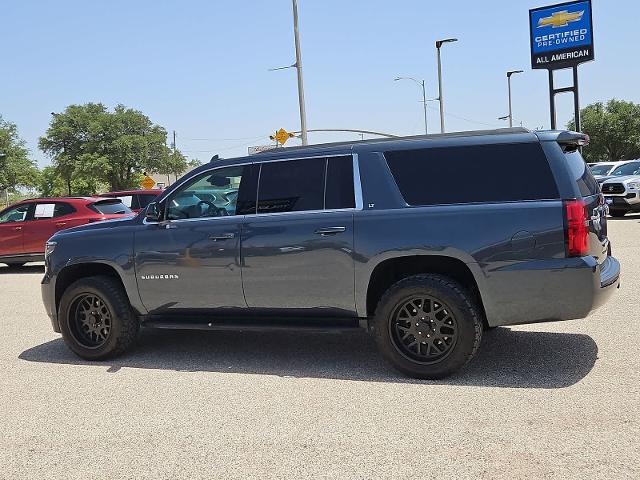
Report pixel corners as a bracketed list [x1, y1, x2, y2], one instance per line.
[98, 189, 162, 213]
[0, 197, 132, 267]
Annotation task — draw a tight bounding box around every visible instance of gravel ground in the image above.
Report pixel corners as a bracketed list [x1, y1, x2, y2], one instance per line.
[1, 216, 638, 479]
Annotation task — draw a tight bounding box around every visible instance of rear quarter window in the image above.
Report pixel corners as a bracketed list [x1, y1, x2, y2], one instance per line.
[384, 142, 559, 206]
[89, 200, 132, 215]
[564, 151, 599, 196]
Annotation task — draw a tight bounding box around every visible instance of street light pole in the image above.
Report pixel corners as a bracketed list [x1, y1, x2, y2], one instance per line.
[506, 70, 523, 128]
[435, 38, 458, 134]
[394, 77, 429, 135]
[291, 0, 308, 145]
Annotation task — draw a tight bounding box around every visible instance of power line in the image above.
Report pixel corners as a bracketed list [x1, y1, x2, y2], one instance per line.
[425, 104, 502, 128]
[181, 135, 266, 142]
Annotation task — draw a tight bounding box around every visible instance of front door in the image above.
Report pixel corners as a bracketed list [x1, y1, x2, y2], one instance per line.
[0, 203, 31, 256]
[134, 164, 257, 314]
[241, 155, 358, 316]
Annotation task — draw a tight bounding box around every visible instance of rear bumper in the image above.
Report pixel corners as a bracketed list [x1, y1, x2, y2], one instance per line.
[591, 255, 620, 310]
[484, 255, 621, 327]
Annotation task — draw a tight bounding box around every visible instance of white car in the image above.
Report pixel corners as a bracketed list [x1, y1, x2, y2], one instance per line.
[600, 160, 640, 217]
[590, 162, 619, 178]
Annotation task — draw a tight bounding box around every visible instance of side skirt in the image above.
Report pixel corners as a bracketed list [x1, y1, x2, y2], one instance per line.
[142, 315, 363, 333]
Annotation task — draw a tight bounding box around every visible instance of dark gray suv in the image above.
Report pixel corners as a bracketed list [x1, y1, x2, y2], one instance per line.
[41, 128, 620, 378]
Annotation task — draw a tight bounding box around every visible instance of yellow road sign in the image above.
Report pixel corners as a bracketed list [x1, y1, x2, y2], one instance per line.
[274, 128, 292, 145]
[141, 175, 156, 190]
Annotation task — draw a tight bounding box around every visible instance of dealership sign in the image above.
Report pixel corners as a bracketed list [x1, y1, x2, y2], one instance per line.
[529, 0, 594, 70]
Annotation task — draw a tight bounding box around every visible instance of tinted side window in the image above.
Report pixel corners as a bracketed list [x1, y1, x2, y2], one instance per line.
[325, 156, 355, 209]
[236, 164, 259, 215]
[385, 143, 559, 206]
[54, 202, 76, 217]
[564, 151, 600, 196]
[137, 194, 157, 210]
[257, 158, 325, 214]
[89, 200, 132, 215]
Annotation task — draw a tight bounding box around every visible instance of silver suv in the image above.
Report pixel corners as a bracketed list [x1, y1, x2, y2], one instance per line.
[600, 160, 640, 217]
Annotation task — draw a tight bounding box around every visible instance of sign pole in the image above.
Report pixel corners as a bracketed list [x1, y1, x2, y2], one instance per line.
[530, 0, 594, 133]
[548, 69, 556, 130]
[572, 65, 581, 132]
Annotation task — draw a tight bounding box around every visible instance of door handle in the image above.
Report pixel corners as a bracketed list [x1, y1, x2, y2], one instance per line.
[13, 226, 23, 231]
[209, 232, 236, 241]
[314, 226, 346, 235]
[55, 222, 67, 228]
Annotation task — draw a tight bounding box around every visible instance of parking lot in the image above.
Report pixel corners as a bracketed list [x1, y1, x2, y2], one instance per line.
[0, 217, 637, 479]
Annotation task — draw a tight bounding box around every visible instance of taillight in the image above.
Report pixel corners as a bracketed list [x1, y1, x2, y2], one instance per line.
[564, 200, 589, 257]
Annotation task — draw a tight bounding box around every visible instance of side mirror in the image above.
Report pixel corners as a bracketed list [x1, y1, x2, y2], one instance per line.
[145, 202, 161, 222]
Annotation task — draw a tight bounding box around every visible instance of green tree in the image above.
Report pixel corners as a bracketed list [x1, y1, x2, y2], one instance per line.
[568, 99, 640, 162]
[39, 103, 187, 192]
[0, 116, 40, 194]
[38, 165, 104, 197]
[156, 150, 201, 179]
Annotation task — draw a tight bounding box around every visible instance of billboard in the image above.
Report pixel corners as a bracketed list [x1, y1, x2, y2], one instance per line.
[529, 0, 594, 70]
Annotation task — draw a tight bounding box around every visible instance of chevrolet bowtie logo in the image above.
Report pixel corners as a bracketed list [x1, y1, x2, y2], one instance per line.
[538, 10, 584, 28]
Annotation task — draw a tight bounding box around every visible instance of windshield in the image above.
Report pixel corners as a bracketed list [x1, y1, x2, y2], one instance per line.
[590, 164, 614, 175]
[610, 162, 640, 176]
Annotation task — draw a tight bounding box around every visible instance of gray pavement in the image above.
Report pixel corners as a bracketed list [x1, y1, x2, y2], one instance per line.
[1, 216, 638, 479]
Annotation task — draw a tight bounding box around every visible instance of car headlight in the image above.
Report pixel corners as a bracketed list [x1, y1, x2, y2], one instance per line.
[627, 182, 640, 190]
[45, 241, 57, 259]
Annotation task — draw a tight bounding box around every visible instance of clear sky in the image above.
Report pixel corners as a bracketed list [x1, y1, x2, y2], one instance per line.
[3, 0, 638, 166]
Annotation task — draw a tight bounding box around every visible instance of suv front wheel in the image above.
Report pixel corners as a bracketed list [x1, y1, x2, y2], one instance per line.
[58, 275, 139, 360]
[373, 274, 483, 379]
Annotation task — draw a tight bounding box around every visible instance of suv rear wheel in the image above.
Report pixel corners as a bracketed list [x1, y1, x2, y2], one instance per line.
[58, 275, 139, 360]
[373, 274, 482, 379]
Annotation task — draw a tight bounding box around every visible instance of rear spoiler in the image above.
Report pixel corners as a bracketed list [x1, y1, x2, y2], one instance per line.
[555, 131, 590, 152]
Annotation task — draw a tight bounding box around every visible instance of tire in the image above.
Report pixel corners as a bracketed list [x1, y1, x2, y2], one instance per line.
[609, 210, 626, 218]
[58, 275, 139, 360]
[372, 274, 483, 379]
[4, 263, 26, 268]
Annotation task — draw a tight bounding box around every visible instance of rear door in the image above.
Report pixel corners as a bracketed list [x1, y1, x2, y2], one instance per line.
[0, 203, 31, 256]
[241, 155, 358, 316]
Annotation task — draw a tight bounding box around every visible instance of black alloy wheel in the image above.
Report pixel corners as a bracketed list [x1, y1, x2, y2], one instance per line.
[68, 293, 113, 349]
[390, 295, 458, 364]
[373, 274, 483, 379]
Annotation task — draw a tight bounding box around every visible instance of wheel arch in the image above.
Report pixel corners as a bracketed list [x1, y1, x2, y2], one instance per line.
[364, 255, 487, 324]
[54, 262, 141, 317]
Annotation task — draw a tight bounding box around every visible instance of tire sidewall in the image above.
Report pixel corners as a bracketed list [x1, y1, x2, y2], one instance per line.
[58, 278, 132, 360]
[374, 278, 480, 379]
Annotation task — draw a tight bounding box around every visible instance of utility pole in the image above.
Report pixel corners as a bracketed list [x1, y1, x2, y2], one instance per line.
[435, 38, 458, 134]
[292, 0, 308, 145]
[172, 130, 177, 183]
[0, 153, 7, 207]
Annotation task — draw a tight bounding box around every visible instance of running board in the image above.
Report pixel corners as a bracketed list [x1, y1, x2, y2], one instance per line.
[142, 316, 362, 333]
